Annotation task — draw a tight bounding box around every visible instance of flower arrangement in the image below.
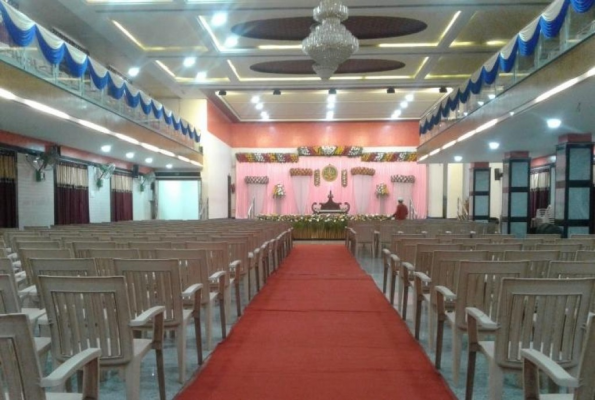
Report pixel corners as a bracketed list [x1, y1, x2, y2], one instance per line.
[361, 152, 417, 162]
[272, 184, 286, 198]
[244, 176, 269, 184]
[314, 169, 321, 186]
[298, 146, 363, 157]
[350, 167, 376, 176]
[391, 174, 416, 183]
[341, 169, 348, 187]
[376, 183, 389, 198]
[289, 168, 313, 176]
[236, 153, 299, 163]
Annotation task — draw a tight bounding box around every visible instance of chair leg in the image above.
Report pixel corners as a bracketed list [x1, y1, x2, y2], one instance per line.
[235, 282, 242, 317]
[382, 263, 388, 294]
[465, 347, 477, 400]
[389, 270, 397, 305]
[487, 359, 504, 400]
[453, 330, 463, 386]
[205, 301, 213, 350]
[176, 325, 187, 383]
[124, 360, 143, 400]
[414, 296, 423, 340]
[255, 261, 261, 292]
[401, 282, 409, 320]
[219, 295, 227, 339]
[193, 309, 203, 365]
[224, 285, 232, 324]
[435, 313, 445, 369]
[427, 303, 435, 351]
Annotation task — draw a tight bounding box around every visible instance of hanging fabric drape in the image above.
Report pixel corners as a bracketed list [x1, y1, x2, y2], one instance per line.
[0, 151, 17, 228]
[54, 162, 89, 225]
[111, 173, 133, 222]
[291, 176, 310, 215]
[530, 168, 551, 219]
[352, 175, 373, 214]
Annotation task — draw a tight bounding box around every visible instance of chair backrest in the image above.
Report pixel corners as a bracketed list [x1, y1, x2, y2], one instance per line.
[450, 238, 492, 249]
[128, 241, 173, 258]
[547, 261, 595, 311]
[414, 243, 462, 275]
[19, 248, 73, 285]
[39, 275, 135, 366]
[87, 248, 140, 276]
[114, 259, 183, 327]
[154, 249, 211, 303]
[16, 241, 60, 250]
[454, 260, 529, 330]
[574, 317, 595, 400]
[71, 241, 118, 258]
[504, 250, 561, 278]
[494, 278, 594, 371]
[0, 274, 21, 313]
[535, 244, 581, 261]
[0, 314, 46, 400]
[398, 238, 437, 264]
[475, 243, 523, 260]
[575, 251, 595, 261]
[430, 250, 489, 295]
[390, 234, 426, 254]
[185, 242, 230, 284]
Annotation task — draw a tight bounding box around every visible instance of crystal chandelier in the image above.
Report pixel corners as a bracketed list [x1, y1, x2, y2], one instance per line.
[302, 0, 359, 80]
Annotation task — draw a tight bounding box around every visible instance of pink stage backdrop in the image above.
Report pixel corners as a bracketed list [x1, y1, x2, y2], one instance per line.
[236, 158, 426, 217]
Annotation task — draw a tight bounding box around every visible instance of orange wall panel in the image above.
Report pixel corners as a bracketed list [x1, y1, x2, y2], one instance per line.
[230, 120, 420, 148]
[207, 102, 232, 145]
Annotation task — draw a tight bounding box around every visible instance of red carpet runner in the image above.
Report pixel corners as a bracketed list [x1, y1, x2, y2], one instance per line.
[177, 245, 455, 400]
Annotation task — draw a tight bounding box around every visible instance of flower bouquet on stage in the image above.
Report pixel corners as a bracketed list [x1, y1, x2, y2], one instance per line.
[375, 183, 389, 215]
[272, 183, 285, 214]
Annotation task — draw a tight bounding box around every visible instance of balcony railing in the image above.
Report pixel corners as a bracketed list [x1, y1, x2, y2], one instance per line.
[420, 2, 595, 143]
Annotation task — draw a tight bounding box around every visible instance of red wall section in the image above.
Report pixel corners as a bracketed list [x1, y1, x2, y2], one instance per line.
[207, 102, 232, 145]
[229, 120, 420, 148]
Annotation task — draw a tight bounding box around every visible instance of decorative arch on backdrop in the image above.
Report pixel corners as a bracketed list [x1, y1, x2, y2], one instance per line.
[236, 158, 426, 217]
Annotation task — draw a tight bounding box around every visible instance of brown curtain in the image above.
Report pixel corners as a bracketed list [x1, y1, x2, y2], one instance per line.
[111, 173, 133, 222]
[0, 152, 17, 228]
[54, 162, 90, 225]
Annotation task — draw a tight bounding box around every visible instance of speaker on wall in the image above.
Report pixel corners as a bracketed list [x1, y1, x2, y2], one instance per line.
[494, 168, 503, 181]
[132, 164, 139, 178]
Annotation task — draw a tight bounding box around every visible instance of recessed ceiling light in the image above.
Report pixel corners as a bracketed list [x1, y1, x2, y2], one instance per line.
[510, 111, 515, 116]
[0, 88, 17, 100]
[224, 36, 238, 47]
[454, 155, 463, 162]
[260, 111, 268, 118]
[195, 71, 207, 81]
[165, 164, 173, 169]
[255, 103, 264, 110]
[405, 94, 414, 102]
[488, 142, 500, 150]
[547, 118, 562, 129]
[550, 155, 557, 162]
[100, 145, 111, 153]
[183, 57, 196, 67]
[326, 111, 334, 120]
[327, 103, 335, 110]
[251, 96, 260, 104]
[478, 101, 485, 106]
[488, 94, 496, 100]
[400, 101, 408, 108]
[327, 94, 336, 103]
[125, 152, 135, 159]
[145, 157, 153, 164]
[211, 12, 227, 27]
[392, 110, 402, 119]
[128, 67, 140, 77]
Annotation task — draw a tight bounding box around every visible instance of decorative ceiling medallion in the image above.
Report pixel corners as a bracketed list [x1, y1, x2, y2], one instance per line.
[250, 59, 405, 75]
[232, 16, 427, 41]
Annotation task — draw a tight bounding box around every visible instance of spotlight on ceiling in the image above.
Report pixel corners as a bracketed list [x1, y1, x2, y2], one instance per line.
[439, 86, 447, 93]
[547, 118, 562, 129]
[273, 89, 281, 95]
[218, 90, 227, 96]
[328, 88, 337, 95]
[387, 88, 395, 94]
[488, 142, 500, 150]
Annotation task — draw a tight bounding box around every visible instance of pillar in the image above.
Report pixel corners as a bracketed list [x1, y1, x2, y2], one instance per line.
[501, 151, 530, 237]
[554, 134, 594, 237]
[469, 163, 491, 222]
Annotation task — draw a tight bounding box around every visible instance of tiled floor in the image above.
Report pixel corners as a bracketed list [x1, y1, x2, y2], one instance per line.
[58, 241, 524, 400]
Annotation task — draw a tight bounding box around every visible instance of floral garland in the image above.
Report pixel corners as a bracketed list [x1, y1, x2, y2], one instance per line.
[272, 183, 286, 198]
[361, 152, 417, 162]
[298, 146, 363, 157]
[236, 153, 299, 163]
[341, 169, 348, 187]
[376, 183, 389, 197]
[351, 167, 376, 176]
[314, 169, 321, 186]
[391, 175, 416, 183]
[244, 176, 269, 184]
[289, 168, 313, 177]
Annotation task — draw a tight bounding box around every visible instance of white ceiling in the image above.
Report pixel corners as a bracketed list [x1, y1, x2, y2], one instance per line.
[13, 0, 551, 124]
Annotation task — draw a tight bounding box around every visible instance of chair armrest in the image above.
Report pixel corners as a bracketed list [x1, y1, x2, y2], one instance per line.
[390, 254, 400, 262]
[402, 262, 415, 272]
[130, 305, 166, 327]
[466, 307, 498, 330]
[209, 271, 226, 281]
[521, 349, 579, 388]
[414, 272, 431, 283]
[435, 286, 456, 301]
[40, 348, 101, 388]
[248, 252, 254, 259]
[229, 260, 241, 270]
[182, 283, 203, 299]
[382, 248, 390, 256]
